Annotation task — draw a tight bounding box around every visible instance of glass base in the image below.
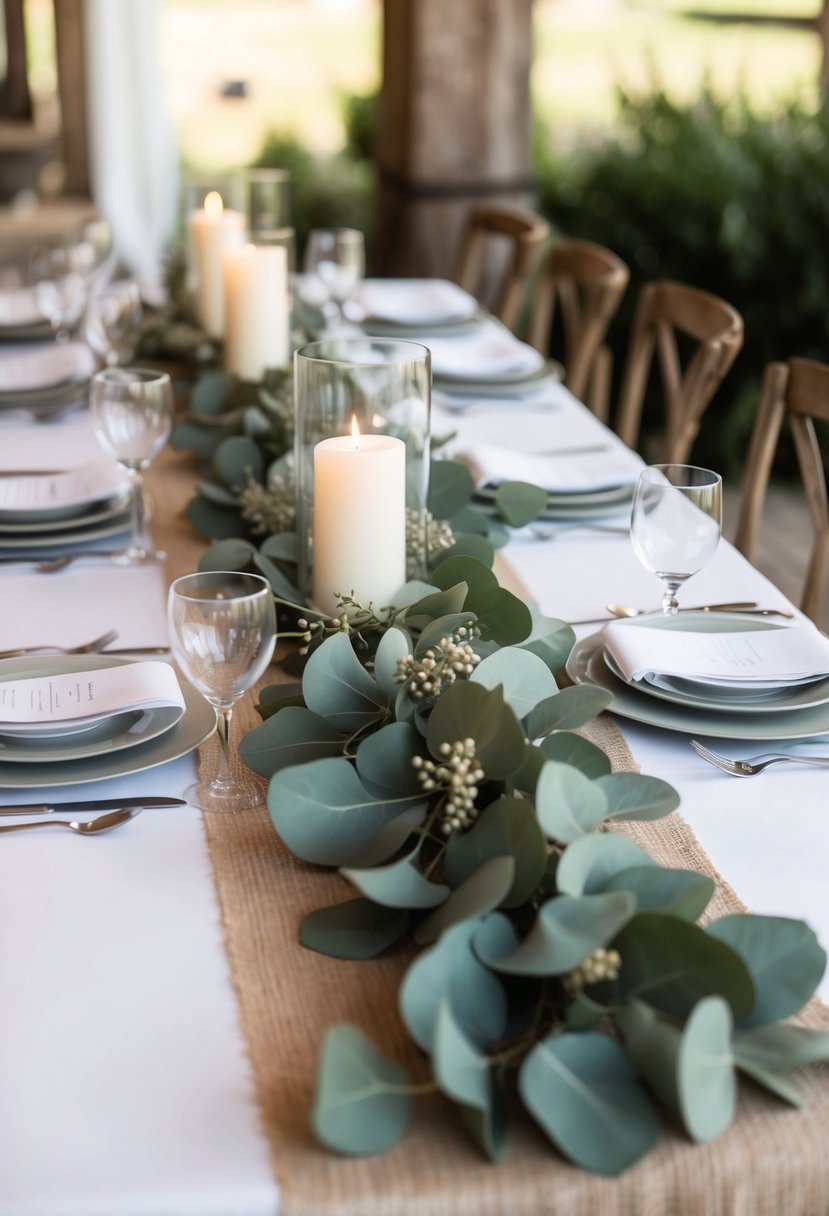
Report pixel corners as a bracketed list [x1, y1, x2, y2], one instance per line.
[183, 775, 266, 814]
[112, 544, 167, 567]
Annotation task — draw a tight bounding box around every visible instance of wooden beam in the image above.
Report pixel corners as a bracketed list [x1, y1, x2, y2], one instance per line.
[54, 0, 91, 196]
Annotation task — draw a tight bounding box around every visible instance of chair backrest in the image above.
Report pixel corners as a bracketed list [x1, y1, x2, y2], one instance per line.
[527, 237, 629, 422]
[735, 357, 829, 622]
[454, 202, 550, 332]
[614, 280, 744, 464]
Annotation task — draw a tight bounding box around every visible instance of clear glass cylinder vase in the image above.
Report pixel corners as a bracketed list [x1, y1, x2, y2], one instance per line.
[294, 338, 431, 614]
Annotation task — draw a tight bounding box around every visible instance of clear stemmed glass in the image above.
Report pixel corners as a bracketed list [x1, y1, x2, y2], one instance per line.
[630, 464, 723, 615]
[85, 281, 143, 366]
[303, 227, 365, 329]
[30, 243, 89, 342]
[167, 571, 276, 813]
[89, 368, 173, 564]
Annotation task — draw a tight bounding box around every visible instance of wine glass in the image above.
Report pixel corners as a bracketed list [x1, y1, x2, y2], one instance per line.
[630, 464, 723, 615]
[167, 571, 277, 813]
[89, 368, 173, 565]
[303, 228, 364, 329]
[85, 281, 143, 366]
[29, 243, 89, 342]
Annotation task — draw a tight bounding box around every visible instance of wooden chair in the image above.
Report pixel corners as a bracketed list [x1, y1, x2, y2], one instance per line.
[454, 202, 550, 332]
[735, 357, 829, 622]
[614, 280, 744, 464]
[527, 237, 629, 422]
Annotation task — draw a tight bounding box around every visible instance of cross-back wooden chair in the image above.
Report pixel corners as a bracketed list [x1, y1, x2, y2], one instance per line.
[454, 202, 550, 333]
[527, 237, 629, 422]
[735, 357, 829, 623]
[614, 280, 744, 464]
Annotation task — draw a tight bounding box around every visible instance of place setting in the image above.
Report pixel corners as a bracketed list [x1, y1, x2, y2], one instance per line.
[0, 340, 96, 420]
[567, 463, 829, 740]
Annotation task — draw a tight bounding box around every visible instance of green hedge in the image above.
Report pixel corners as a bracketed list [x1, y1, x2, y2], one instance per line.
[535, 87, 829, 475]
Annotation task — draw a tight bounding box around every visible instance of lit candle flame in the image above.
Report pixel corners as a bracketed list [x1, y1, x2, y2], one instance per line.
[204, 191, 224, 218]
[351, 416, 360, 450]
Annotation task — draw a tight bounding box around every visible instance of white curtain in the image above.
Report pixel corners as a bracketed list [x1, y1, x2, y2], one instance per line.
[83, 0, 179, 284]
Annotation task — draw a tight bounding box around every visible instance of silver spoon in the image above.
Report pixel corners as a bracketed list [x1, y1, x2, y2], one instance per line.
[0, 628, 119, 660]
[0, 807, 142, 835]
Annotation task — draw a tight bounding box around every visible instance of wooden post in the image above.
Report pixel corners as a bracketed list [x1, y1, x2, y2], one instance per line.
[376, 0, 534, 277]
[0, 0, 33, 121]
[820, 0, 829, 95]
[54, 0, 91, 196]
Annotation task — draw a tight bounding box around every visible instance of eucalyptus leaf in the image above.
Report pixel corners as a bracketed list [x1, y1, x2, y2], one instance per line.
[431, 534, 495, 570]
[400, 920, 507, 1051]
[535, 760, 609, 843]
[430, 555, 498, 599]
[615, 999, 681, 1114]
[356, 722, 424, 796]
[612, 913, 756, 1024]
[214, 434, 265, 489]
[602, 865, 715, 922]
[507, 741, 548, 796]
[197, 537, 256, 570]
[414, 613, 478, 659]
[494, 480, 549, 527]
[253, 551, 303, 601]
[443, 796, 548, 908]
[260, 532, 298, 562]
[414, 856, 516, 945]
[677, 996, 736, 1143]
[525, 685, 612, 739]
[707, 914, 827, 1027]
[519, 1031, 660, 1175]
[239, 706, 344, 777]
[349, 805, 428, 868]
[373, 627, 412, 700]
[195, 479, 242, 507]
[471, 647, 558, 722]
[302, 632, 389, 732]
[389, 579, 439, 609]
[447, 506, 493, 538]
[428, 458, 474, 520]
[466, 585, 532, 645]
[565, 990, 609, 1031]
[539, 732, 611, 779]
[594, 773, 680, 822]
[192, 369, 231, 415]
[476, 891, 634, 976]
[269, 758, 427, 866]
[341, 848, 450, 910]
[300, 898, 410, 960]
[188, 498, 246, 540]
[732, 1022, 829, 1073]
[425, 680, 526, 780]
[313, 1024, 412, 1155]
[257, 682, 305, 716]
[401, 583, 469, 629]
[556, 832, 656, 896]
[173, 421, 223, 463]
[433, 1001, 506, 1162]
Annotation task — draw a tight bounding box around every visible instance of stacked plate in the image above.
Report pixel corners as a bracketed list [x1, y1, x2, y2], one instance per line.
[0, 459, 133, 559]
[357, 278, 481, 329]
[0, 286, 53, 342]
[566, 613, 829, 741]
[0, 341, 95, 419]
[0, 654, 216, 788]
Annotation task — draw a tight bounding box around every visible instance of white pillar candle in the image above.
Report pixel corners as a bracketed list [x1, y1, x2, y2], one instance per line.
[312, 429, 406, 616]
[188, 192, 244, 338]
[223, 243, 289, 381]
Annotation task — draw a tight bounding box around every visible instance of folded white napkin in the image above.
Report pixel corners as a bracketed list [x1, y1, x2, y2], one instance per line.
[603, 619, 829, 690]
[427, 320, 546, 379]
[0, 457, 130, 515]
[0, 287, 41, 327]
[0, 661, 185, 736]
[0, 342, 95, 393]
[358, 278, 479, 325]
[458, 442, 644, 493]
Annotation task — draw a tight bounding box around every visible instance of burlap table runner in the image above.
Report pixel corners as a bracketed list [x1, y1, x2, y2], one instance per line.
[150, 451, 829, 1215]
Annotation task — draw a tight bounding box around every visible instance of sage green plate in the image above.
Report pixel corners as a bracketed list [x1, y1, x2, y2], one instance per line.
[0, 513, 131, 550]
[567, 614, 829, 740]
[0, 655, 216, 787]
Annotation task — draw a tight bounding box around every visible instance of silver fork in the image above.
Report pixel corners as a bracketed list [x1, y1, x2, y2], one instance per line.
[0, 628, 119, 660]
[690, 739, 829, 776]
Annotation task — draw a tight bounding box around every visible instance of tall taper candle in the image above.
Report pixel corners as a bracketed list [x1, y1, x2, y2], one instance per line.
[312, 427, 406, 616]
[188, 191, 244, 338]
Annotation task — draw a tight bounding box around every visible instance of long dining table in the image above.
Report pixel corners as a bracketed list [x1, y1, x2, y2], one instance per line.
[1, 339, 828, 1216]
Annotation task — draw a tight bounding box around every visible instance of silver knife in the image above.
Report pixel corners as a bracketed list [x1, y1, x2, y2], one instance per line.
[0, 796, 187, 816]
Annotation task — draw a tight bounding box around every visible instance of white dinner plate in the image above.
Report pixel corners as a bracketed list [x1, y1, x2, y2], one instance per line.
[567, 620, 829, 740]
[0, 513, 131, 551]
[0, 492, 131, 533]
[0, 659, 216, 788]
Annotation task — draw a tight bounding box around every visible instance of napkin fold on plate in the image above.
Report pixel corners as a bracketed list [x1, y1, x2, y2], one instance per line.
[0, 661, 185, 737]
[426, 319, 546, 379]
[0, 342, 95, 394]
[457, 442, 644, 493]
[357, 278, 479, 325]
[0, 286, 41, 328]
[603, 619, 829, 691]
[0, 458, 130, 516]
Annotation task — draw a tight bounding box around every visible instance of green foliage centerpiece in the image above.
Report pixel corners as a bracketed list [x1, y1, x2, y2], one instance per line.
[238, 548, 829, 1175]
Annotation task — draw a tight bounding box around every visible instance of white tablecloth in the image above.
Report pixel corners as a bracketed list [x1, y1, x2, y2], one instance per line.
[0, 365, 827, 1215]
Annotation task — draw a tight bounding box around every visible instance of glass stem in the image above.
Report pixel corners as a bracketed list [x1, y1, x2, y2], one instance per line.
[128, 468, 146, 551]
[215, 706, 234, 789]
[661, 580, 682, 615]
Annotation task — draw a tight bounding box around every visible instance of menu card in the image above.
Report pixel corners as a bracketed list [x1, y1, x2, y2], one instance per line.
[0, 662, 185, 735]
[603, 620, 829, 690]
[0, 458, 130, 514]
